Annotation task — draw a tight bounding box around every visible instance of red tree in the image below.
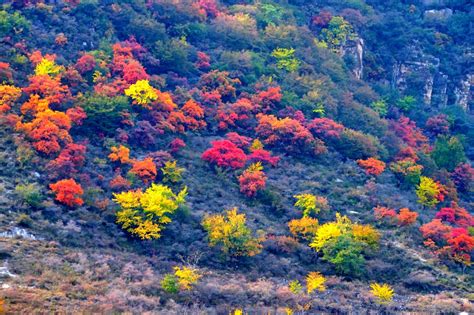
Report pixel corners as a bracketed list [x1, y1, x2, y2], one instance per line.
[420, 219, 452, 245]
[373, 206, 397, 220]
[391, 116, 428, 149]
[252, 86, 282, 112]
[397, 208, 418, 226]
[23, 75, 71, 105]
[49, 178, 84, 207]
[196, 52, 211, 70]
[225, 132, 252, 149]
[238, 163, 267, 197]
[75, 54, 96, 74]
[169, 138, 186, 154]
[311, 10, 332, 27]
[201, 140, 247, 169]
[435, 202, 474, 227]
[357, 157, 386, 176]
[47, 143, 86, 179]
[451, 163, 474, 193]
[66, 107, 87, 125]
[255, 114, 326, 155]
[18, 109, 72, 155]
[425, 114, 450, 136]
[130, 157, 157, 183]
[248, 149, 280, 167]
[307, 118, 344, 139]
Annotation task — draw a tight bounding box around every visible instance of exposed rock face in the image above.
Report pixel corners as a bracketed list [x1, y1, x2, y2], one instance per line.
[342, 37, 364, 80]
[420, 0, 448, 7]
[0, 227, 40, 240]
[424, 8, 453, 21]
[391, 46, 472, 112]
[454, 74, 473, 111]
[392, 52, 440, 106]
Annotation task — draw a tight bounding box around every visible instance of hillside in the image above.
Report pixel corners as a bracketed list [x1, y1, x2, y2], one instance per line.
[0, 0, 473, 313]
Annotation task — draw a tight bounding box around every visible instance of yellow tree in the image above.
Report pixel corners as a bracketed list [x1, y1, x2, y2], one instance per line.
[125, 79, 158, 107]
[174, 266, 201, 290]
[294, 193, 329, 217]
[416, 176, 441, 207]
[113, 184, 187, 240]
[306, 271, 326, 294]
[202, 208, 263, 257]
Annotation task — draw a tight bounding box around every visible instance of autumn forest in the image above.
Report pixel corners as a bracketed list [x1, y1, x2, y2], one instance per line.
[0, 0, 473, 313]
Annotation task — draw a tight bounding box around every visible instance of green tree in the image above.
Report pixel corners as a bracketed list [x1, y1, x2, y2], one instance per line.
[322, 234, 365, 276]
[78, 94, 130, 136]
[0, 10, 30, 38]
[431, 136, 466, 171]
[370, 99, 388, 116]
[15, 183, 43, 208]
[321, 16, 354, 51]
[271, 48, 300, 72]
[396, 96, 416, 112]
[161, 274, 179, 293]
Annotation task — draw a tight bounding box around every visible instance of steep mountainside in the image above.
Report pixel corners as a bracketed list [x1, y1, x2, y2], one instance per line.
[0, 0, 473, 313]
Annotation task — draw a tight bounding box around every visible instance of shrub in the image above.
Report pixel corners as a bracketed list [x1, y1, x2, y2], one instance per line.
[310, 213, 379, 276]
[370, 99, 388, 117]
[15, 183, 43, 208]
[391, 116, 428, 149]
[49, 178, 84, 207]
[370, 283, 394, 304]
[201, 140, 247, 170]
[202, 207, 263, 257]
[390, 158, 423, 187]
[161, 160, 185, 183]
[0, 84, 22, 113]
[66, 107, 87, 125]
[307, 118, 344, 140]
[78, 94, 130, 136]
[129, 158, 157, 184]
[420, 219, 452, 245]
[23, 74, 71, 105]
[169, 138, 186, 154]
[435, 202, 473, 228]
[294, 194, 329, 217]
[46, 143, 86, 179]
[75, 53, 96, 74]
[322, 234, 365, 276]
[161, 274, 179, 293]
[373, 206, 396, 221]
[17, 108, 72, 155]
[174, 266, 201, 290]
[248, 149, 280, 167]
[238, 162, 267, 197]
[114, 184, 187, 240]
[306, 272, 326, 294]
[334, 129, 380, 160]
[397, 208, 418, 226]
[108, 145, 131, 164]
[271, 48, 300, 72]
[357, 158, 385, 176]
[289, 280, 303, 294]
[109, 175, 131, 191]
[288, 217, 319, 240]
[425, 114, 450, 136]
